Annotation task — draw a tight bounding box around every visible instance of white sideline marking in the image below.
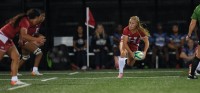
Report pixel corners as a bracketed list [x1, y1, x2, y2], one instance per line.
[65, 76, 180, 80]
[8, 84, 31, 90]
[68, 72, 79, 75]
[41, 77, 57, 82]
[0, 70, 183, 76]
[41, 71, 182, 75]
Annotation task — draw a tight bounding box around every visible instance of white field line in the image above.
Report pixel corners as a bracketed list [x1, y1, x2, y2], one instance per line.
[0, 70, 183, 76]
[0, 72, 78, 75]
[43, 70, 182, 74]
[0, 72, 78, 81]
[41, 77, 57, 82]
[42, 70, 183, 74]
[68, 72, 79, 75]
[8, 84, 31, 90]
[65, 76, 180, 80]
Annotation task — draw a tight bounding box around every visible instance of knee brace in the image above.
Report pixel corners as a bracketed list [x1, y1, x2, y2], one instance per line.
[22, 55, 30, 61]
[33, 48, 42, 55]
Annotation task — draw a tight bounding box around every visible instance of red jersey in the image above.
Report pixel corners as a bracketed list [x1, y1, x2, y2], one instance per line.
[122, 26, 146, 51]
[0, 17, 30, 39]
[28, 24, 40, 36]
[18, 24, 41, 46]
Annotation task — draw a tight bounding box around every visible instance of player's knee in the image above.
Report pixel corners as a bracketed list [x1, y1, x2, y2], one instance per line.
[33, 48, 42, 55]
[22, 55, 30, 61]
[120, 54, 126, 58]
[120, 51, 126, 57]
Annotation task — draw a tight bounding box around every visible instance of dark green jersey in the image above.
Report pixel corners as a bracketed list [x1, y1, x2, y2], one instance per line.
[191, 4, 200, 26]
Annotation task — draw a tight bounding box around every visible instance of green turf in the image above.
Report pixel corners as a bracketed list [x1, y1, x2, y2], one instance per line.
[0, 69, 200, 93]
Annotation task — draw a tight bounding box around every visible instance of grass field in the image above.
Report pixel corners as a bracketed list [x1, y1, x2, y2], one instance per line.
[0, 69, 200, 93]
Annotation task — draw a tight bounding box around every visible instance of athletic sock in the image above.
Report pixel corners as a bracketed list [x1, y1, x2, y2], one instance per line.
[33, 67, 38, 72]
[11, 76, 18, 81]
[191, 57, 200, 76]
[118, 57, 126, 74]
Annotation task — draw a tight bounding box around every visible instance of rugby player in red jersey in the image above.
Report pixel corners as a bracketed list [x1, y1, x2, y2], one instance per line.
[0, 8, 45, 85]
[18, 12, 46, 76]
[117, 16, 150, 78]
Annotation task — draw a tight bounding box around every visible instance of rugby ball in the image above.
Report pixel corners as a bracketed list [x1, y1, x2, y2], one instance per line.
[134, 51, 144, 60]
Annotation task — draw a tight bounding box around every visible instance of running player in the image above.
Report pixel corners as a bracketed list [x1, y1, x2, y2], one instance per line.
[118, 16, 150, 78]
[18, 12, 46, 76]
[0, 8, 45, 85]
